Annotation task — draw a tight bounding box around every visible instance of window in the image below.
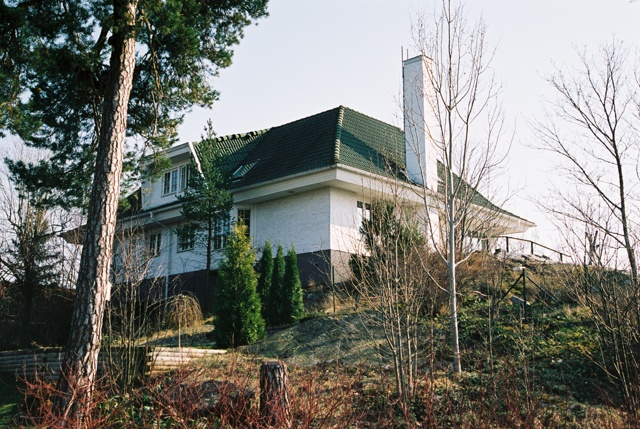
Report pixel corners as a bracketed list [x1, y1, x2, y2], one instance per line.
[356, 201, 371, 229]
[231, 161, 258, 182]
[163, 165, 190, 195]
[213, 216, 230, 250]
[177, 224, 196, 252]
[237, 209, 251, 238]
[147, 232, 162, 256]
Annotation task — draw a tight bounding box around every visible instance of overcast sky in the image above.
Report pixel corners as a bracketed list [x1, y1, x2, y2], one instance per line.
[176, 0, 640, 250]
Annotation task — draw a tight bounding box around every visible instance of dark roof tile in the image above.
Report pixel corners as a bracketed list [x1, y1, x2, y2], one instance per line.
[196, 106, 524, 222]
[203, 106, 406, 188]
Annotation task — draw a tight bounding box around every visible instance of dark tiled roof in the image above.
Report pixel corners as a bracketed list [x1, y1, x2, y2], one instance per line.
[436, 161, 526, 222]
[196, 106, 406, 188]
[196, 105, 525, 222]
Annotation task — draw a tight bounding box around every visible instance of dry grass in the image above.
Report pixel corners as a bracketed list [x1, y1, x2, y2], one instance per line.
[12, 338, 635, 428]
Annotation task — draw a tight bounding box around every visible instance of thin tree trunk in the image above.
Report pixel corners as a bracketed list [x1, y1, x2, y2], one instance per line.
[54, 1, 138, 425]
[21, 266, 34, 348]
[449, 169, 462, 374]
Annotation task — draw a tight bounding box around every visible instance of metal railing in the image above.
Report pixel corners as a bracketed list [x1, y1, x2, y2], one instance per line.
[492, 236, 566, 263]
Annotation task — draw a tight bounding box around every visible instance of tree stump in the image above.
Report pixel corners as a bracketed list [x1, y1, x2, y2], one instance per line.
[260, 360, 292, 428]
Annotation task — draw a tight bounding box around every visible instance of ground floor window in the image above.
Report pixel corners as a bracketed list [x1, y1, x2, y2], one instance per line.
[214, 216, 230, 250]
[147, 231, 162, 256]
[177, 224, 196, 252]
[237, 209, 251, 238]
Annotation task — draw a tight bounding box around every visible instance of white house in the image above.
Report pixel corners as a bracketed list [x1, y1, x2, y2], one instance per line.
[115, 56, 535, 308]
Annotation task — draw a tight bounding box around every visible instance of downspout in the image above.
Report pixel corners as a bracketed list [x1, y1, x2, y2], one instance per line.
[149, 211, 171, 304]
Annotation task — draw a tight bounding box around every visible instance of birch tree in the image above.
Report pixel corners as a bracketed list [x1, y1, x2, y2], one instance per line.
[407, 0, 506, 373]
[536, 41, 640, 416]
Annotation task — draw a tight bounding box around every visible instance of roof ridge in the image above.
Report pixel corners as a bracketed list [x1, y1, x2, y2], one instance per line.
[341, 106, 403, 133]
[332, 106, 345, 163]
[214, 128, 270, 142]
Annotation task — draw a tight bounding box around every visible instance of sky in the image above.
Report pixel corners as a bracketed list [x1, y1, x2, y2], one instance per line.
[1, 1, 638, 251]
[176, 0, 640, 251]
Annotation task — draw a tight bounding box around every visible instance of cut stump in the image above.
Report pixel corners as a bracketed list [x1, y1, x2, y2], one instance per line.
[260, 360, 291, 428]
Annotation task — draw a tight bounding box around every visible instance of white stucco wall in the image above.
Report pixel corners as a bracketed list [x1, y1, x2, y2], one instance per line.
[329, 187, 366, 254]
[141, 157, 192, 211]
[252, 188, 331, 254]
[143, 223, 212, 279]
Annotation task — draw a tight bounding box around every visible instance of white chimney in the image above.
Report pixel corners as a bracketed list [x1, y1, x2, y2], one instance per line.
[403, 55, 439, 189]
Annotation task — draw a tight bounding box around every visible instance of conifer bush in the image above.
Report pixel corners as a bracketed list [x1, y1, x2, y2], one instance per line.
[266, 243, 286, 326]
[214, 224, 265, 347]
[283, 245, 304, 323]
[257, 240, 273, 319]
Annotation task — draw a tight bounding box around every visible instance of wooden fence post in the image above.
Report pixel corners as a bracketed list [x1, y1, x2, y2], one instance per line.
[260, 360, 292, 428]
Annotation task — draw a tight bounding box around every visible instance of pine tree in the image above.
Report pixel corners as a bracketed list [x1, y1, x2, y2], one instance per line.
[179, 122, 233, 309]
[0, 186, 59, 348]
[257, 240, 273, 318]
[1, 1, 268, 421]
[283, 245, 304, 323]
[214, 223, 264, 348]
[266, 243, 286, 325]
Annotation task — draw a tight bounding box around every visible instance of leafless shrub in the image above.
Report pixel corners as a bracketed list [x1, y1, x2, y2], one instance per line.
[164, 293, 204, 330]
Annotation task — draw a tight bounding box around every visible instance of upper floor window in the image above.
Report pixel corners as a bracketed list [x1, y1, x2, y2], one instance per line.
[237, 209, 251, 238]
[177, 224, 196, 252]
[163, 165, 190, 196]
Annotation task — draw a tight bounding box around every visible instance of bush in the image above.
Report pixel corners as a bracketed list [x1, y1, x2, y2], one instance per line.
[282, 245, 304, 323]
[265, 243, 285, 326]
[214, 223, 265, 347]
[257, 241, 273, 320]
[163, 293, 203, 330]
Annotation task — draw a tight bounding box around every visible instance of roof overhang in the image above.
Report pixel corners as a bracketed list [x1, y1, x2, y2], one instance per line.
[232, 164, 535, 236]
[109, 163, 534, 237]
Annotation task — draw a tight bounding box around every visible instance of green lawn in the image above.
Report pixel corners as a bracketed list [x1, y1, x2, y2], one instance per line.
[0, 373, 20, 428]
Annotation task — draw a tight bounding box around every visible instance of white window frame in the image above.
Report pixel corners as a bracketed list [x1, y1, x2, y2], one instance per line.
[356, 201, 371, 229]
[213, 216, 230, 250]
[237, 208, 251, 238]
[162, 165, 190, 196]
[177, 224, 196, 252]
[147, 232, 162, 257]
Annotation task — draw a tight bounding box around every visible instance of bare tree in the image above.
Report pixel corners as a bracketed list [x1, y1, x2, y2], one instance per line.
[349, 193, 433, 413]
[536, 41, 640, 417]
[103, 222, 163, 392]
[406, 0, 507, 373]
[537, 41, 638, 284]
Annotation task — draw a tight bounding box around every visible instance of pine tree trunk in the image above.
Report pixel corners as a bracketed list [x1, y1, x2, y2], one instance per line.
[54, 1, 138, 425]
[260, 360, 292, 429]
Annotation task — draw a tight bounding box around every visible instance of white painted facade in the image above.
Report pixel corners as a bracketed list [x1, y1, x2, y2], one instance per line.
[403, 55, 440, 190]
[124, 144, 534, 282]
[120, 146, 379, 285]
[114, 91, 534, 290]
